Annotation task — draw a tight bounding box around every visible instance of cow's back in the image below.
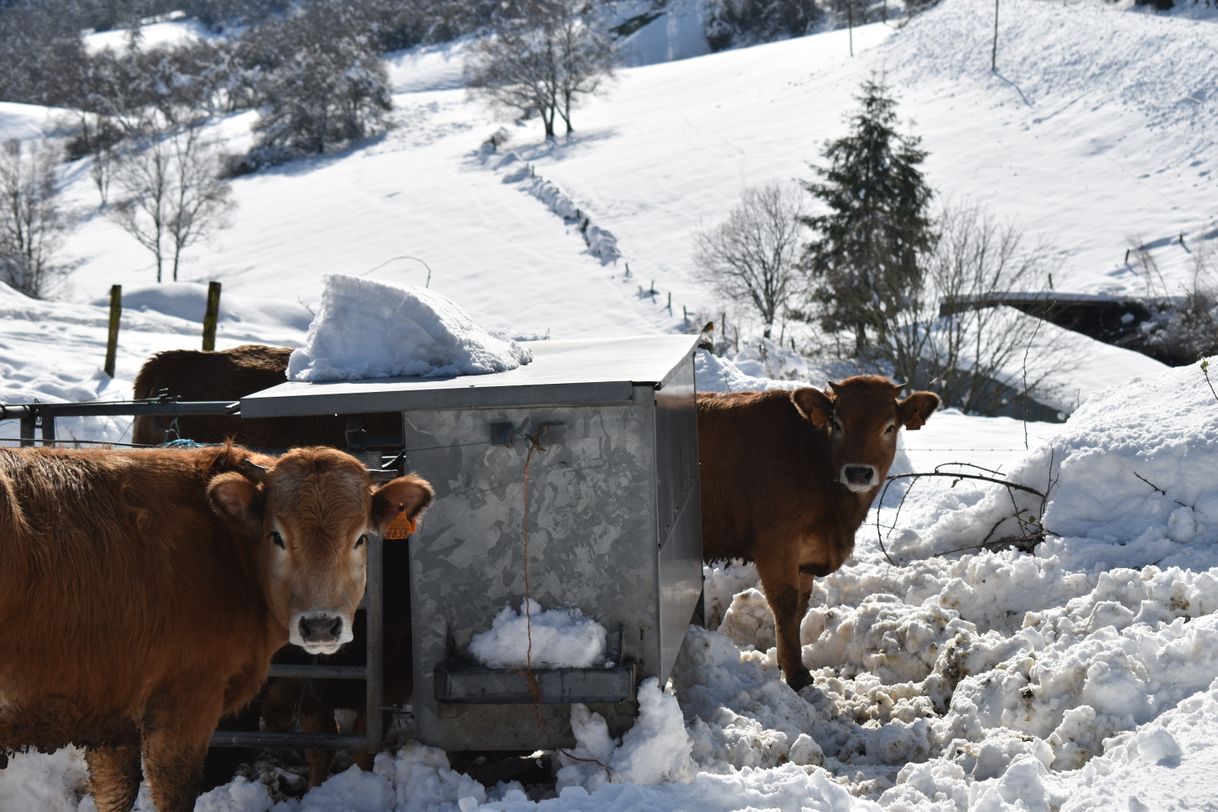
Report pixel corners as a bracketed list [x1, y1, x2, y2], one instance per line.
[133, 345, 344, 448]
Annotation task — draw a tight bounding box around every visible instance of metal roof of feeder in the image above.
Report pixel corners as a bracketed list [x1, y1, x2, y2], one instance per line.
[240, 334, 700, 417]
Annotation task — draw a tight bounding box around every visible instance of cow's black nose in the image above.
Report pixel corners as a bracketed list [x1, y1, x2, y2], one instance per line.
[844, 465, 875, 486]
[299, 615, 342, 643]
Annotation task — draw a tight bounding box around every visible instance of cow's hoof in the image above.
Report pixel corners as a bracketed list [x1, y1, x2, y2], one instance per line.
[785, 668, 813, 692]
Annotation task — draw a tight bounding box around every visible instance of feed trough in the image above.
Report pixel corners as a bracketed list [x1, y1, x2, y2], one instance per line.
[241, 334, 703, 750]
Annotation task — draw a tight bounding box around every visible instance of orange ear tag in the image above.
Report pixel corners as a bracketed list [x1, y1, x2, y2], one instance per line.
[383, 508, 417, 541]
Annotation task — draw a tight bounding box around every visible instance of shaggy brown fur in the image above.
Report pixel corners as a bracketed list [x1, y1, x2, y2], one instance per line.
[698, 376, 940, 690]
[132, 344, 422, 788]
[0, 444, 432, 812]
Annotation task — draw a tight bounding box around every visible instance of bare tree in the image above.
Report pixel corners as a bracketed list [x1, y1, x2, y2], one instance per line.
[0, 138, 72, 299]
[110, 120, 233, 283]
[466, 0, 615, 141]
[1127, 238, 1218, 364]
[886, 204, 1067, 415]
[693, 183, 805, 340]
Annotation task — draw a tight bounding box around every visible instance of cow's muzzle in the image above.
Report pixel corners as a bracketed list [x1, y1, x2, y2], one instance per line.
[840, 464, 878, 493]
[291, 611, 350, 655]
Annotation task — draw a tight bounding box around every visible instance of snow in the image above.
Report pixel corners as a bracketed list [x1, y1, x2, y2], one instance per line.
[934, 305, 1169, 416]
[467, 599, 608, 670]
[615, 0, 712, 67]
[82, 12, 217, 55]
[557, 679, 692, 789]
[286, 275, 532, 382]
[0, 102, 69, 141]
[894, 360, 1218, 562]
[3, 345, 1218, 810]
[1, 0, 1218, 808]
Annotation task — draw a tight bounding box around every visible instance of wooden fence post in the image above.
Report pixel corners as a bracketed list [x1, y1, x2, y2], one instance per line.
[104, 284, 121, 378]
[202, 281, 221, 351]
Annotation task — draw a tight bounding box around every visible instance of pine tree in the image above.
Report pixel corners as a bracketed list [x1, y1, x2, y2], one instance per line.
[801, 79, 935, 357]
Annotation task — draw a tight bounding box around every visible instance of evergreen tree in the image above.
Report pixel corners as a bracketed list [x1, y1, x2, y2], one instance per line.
[801, 79, 935, 356]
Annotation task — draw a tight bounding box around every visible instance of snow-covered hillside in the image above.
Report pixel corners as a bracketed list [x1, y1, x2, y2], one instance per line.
[0, 0, 1217, 809]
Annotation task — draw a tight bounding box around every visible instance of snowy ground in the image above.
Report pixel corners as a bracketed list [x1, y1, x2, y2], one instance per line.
[3, 344, 1216, 811]
[1, 0, 1216, 808]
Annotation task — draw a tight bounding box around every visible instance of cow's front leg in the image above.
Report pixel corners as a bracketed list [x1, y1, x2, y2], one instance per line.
[87, 744, 141, 812]
[797, 568, 815, 624]
[141, 693, 222, 812]
[757, 552, 812, 691]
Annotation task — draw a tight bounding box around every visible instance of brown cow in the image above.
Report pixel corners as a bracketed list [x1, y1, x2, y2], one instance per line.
[133, 344, 413, 788]
[0, 443, 432, 812]
[698, 376, 940, 690]
[130, 344, 398, 449]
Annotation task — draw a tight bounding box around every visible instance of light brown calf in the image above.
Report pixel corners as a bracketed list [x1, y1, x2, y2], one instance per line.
[0, 444, 432, 811]
[133, 344, 419, 788]
[698, 376, 939, 690]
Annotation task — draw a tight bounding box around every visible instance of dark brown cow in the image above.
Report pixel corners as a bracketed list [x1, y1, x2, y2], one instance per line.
[0, 443, 432, 812]
[133, 345, 413, 788]
[132, 344, 402, 449]
[698, 376, 939, 690]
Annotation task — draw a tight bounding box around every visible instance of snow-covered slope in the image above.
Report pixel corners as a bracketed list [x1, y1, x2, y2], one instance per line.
[47, 0, 1215, 367]
[529, 0, 1218, 328]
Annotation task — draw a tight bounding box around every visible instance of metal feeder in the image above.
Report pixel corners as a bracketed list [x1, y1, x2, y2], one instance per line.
[241, 335, 703, 750]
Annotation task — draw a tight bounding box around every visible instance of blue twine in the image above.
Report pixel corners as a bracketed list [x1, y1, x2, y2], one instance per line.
[161, 438, 206, 448]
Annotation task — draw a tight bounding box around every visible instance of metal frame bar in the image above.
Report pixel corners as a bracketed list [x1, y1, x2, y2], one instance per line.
[0, 397, 389, 754]
[209, 535, 385, 752]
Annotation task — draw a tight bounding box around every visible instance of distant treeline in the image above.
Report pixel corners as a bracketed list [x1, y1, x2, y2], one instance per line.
[0, 0, 927, 112]
[0, 0, 508, 111]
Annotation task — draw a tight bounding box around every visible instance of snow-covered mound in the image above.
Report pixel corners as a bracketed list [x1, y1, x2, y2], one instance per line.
[112, 283, 313, 333]
[557, 678, 693, 790]
[82, 12, 216, 55]
[898, 358, 1218, 563]
[468, 598, 608, 669]
[286, 275, 533, 382]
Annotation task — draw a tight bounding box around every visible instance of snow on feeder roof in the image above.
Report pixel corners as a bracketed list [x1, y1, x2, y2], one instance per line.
[286, 274, 532, 383]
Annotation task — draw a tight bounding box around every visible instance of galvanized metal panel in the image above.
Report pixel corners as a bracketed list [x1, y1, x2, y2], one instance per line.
[232, 335, 703, 752]
[658, 491, 703, 680]
[434, 664, 637, 705]
[406, 402, 660, 750]
[653, 355, 703, 680]
[239, 336, 700, 417]
[654, 357, 699, 550]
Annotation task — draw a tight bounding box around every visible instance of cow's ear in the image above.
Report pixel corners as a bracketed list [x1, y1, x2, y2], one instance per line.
[791, 387, 834, 428]
[208, 471, 264, 533]
[370, 474, 435, 538]
[898, 391, 941, 430]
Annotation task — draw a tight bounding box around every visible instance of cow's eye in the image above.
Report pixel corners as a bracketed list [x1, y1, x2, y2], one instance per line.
[355, 534, 369, 549]
[884, 423, 896, 435]
[270, 531, 285, 549]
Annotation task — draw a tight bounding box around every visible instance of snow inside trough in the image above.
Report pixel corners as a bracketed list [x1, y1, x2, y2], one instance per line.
[468, 600, 610, 670]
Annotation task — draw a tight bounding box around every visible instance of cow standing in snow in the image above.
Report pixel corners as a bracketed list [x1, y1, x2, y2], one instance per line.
[698, 376, 940, 690]
[133, 344, 421, 788]
[0, 443, 432, 812]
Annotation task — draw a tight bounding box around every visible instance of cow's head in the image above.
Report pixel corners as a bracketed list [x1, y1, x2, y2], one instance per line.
[792, 376, 940, 495]
[207, 447, 434, 655]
